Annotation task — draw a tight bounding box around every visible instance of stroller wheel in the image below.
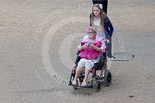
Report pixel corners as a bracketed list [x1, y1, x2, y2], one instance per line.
[104, 70, 112, 86]
[73, 85, 78, 89]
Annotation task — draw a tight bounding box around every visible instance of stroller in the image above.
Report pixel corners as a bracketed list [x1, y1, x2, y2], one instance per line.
[68, 51, 112, 92]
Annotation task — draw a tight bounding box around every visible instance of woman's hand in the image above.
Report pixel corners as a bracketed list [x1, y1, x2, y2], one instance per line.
[106, 39, 110, 44]
[78, 45, 87, 51]
[81, 45, 87, 50]
[89, 44, 102, 52]
[89, 44, 96, 49]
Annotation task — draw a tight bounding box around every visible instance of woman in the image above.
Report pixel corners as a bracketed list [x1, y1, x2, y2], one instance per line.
[72, 26, 106, 87]
[90, 4, 114, 58]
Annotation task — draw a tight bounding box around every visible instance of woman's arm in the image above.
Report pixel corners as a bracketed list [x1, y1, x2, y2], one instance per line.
[89, 44, 103, 53]
[78, 45, 87, 51]
[89, 39, 106, 53]
[77, 36, 89, 51]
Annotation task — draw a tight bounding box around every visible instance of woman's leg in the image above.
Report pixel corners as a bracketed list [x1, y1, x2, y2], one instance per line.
[81, 68, 90, 86]
[72, 67, 82, 85]
[72, 58, 85, 85]
[81, 60, 93, 86]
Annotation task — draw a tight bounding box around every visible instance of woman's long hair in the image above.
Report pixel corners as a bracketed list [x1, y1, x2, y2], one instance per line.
[91, 4, 105, 32]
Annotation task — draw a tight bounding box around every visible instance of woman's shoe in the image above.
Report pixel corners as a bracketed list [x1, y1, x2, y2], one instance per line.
[72, 81, 77, 86]
[81, 82, 87, 87]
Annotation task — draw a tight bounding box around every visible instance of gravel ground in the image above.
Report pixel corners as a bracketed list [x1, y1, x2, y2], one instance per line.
[0, 0, 155, 103]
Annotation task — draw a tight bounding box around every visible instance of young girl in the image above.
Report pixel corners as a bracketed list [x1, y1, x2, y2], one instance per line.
[90, 4, 114, 58]
[90, 4, 114, 76]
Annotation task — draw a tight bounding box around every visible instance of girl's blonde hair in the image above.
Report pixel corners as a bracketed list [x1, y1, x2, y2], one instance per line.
[91, 4, 104, 32]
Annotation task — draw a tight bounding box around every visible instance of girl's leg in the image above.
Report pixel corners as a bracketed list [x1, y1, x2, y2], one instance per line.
[106, 39, 112, 58]
[100, 64, 107, 77]
[100, 58, 108, 77]
[100, 69, 104, 77]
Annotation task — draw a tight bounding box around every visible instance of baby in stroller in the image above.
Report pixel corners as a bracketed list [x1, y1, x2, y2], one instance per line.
[72, 26, 106, 87]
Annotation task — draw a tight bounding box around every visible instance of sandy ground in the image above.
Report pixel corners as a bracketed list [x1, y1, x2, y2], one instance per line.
[0, 0, 155, 103]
